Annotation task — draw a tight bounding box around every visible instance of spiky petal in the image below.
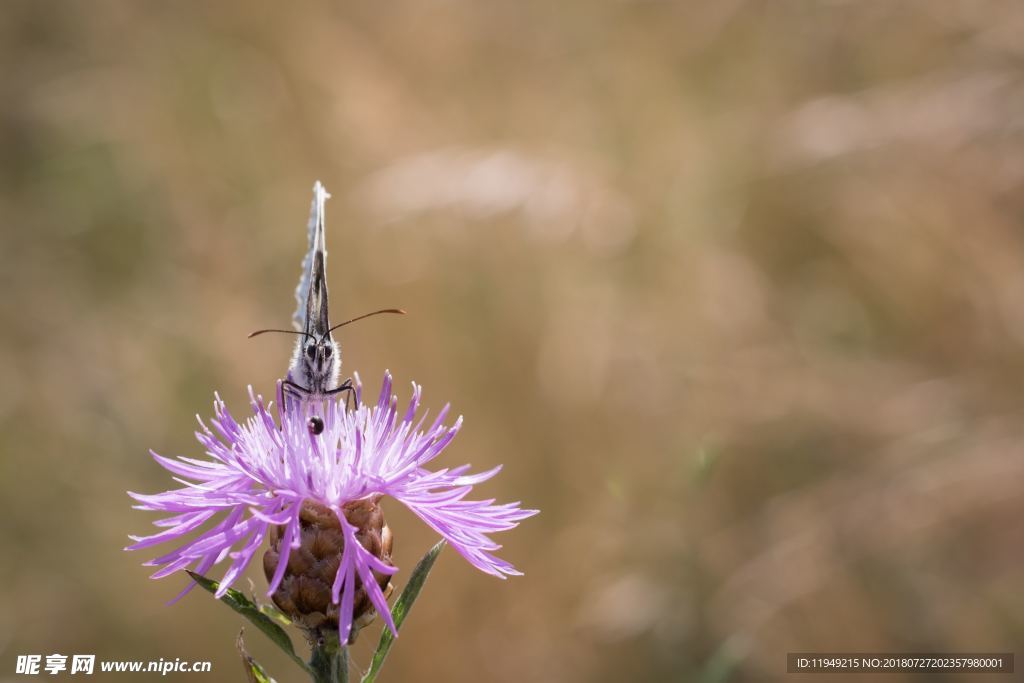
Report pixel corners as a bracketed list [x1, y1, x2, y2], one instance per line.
[127, 372, 538, 642]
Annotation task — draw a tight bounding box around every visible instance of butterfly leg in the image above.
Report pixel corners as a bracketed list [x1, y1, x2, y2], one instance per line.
[281, 379, 311, 412]
[324, 379, 356, 411]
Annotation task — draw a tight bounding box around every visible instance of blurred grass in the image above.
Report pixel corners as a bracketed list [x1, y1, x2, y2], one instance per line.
[3, 1, 1024, 681]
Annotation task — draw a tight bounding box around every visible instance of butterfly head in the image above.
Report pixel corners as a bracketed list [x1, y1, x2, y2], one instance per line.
[292, 330, 341, 395]
[250, 308, 403, 397]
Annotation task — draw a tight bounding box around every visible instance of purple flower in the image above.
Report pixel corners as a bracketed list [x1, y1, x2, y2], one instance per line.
[127, 372, 537, 642]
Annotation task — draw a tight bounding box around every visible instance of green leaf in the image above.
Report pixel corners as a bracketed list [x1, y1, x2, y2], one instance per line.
[361, 540, 446, 683]
[237, 630, 277, 683]
[187, 571, 310, 674]
[259, 602, 294, 628]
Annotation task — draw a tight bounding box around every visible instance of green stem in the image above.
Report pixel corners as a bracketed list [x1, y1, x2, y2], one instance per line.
[308, 633, 348, 683]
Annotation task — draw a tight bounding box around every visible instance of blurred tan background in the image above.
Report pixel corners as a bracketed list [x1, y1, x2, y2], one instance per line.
[4, 1, 1024, 681]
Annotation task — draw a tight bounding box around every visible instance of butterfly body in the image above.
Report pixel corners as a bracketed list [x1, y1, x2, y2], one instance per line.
[282, 182, 349, 406]
[249, 181, 404, 410]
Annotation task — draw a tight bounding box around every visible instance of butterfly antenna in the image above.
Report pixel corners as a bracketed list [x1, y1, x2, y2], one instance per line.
[323, 308, 406, 339]
[248, 328, 317, 340]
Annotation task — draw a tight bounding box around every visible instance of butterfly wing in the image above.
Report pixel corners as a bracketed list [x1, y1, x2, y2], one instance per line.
[293, 181, 332, 336]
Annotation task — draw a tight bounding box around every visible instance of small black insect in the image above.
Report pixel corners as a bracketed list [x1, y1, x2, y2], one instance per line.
[307, 416, 325, 435]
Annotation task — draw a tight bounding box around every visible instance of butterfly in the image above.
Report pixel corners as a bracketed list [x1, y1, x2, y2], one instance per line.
[249, 181, 403, 417]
